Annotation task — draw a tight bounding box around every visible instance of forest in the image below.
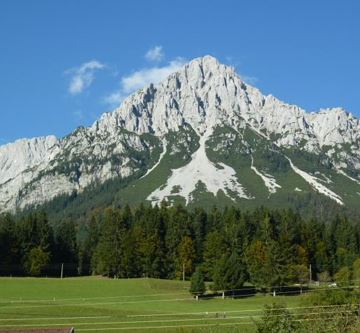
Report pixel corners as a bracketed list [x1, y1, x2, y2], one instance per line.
[1, 204, 360, 293]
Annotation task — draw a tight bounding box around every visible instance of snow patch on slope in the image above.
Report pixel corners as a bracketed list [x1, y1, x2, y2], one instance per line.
[320, 174, 333, 184]
[286, 157, 344, 205]
[147, 129, 251, 205]
[140, 139, 167, 179]
[337, 169, 360, 185]
[250, 156, 281, 195]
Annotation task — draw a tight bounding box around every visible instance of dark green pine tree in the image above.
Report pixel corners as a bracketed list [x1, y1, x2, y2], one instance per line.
[17, 211, 54, 271]
[212, 252, 247, 294]
[165, 204, 190, 277]
[246, 239, 273, 291]
[79, 214, 101, 275]
[332, 216, 357, 270]
[192, 208, 208, 264]
[190, 266, 206, 297]
[92, 208, 128, 277]
[0, 214, 20, 271]
[203, 230, 228, 280]
[54, 220, 78, 264]
[132, 205, 167, 278]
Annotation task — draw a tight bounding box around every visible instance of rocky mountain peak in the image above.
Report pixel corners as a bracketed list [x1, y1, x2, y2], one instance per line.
[1, 56, 359, 213]
[89, 55, 360, 149]
[182, 55, 236, 86]
[95, 55, 262, 137]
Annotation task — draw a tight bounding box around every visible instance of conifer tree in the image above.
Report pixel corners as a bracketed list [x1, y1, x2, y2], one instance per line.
[190, 266, 206, 298]
[212, 252, 247, 294]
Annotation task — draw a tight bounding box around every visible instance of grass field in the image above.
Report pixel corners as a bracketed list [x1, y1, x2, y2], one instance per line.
[0, 277, 304, 332]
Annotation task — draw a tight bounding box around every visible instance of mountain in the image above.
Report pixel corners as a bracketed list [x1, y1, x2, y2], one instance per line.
[1, 55, 360, 215]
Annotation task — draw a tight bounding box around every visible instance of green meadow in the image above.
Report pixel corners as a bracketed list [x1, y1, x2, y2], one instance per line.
[0, 277, 304, 332]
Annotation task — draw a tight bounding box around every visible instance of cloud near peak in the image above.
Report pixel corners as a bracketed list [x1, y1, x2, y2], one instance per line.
[104, 57, 186, 106]
[145, 46, 164, 62]
[68, 60, 105, 95]
[122, 58, 185, 93]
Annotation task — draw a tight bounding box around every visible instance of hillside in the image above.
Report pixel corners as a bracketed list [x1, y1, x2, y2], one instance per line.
[1, 56, 359, 215]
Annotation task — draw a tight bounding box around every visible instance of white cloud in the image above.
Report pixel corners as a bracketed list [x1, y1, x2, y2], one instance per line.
[122, 58, 185, 93]
[104, 57, 186, 106]
[145, 46, 164, 62]
[67, 60, 105, 95]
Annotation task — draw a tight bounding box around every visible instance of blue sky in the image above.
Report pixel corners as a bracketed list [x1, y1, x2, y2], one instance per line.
[0, 0, 359, 144]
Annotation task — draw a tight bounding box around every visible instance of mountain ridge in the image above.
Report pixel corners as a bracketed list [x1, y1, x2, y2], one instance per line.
[1, 55, 359, 213]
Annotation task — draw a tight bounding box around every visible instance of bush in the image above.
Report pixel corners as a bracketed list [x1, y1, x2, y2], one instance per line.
[334, 266, 351, 287]
[256, 303, 298, 333]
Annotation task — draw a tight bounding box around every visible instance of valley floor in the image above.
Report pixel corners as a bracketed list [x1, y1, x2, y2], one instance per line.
[0, 277, 303, 333]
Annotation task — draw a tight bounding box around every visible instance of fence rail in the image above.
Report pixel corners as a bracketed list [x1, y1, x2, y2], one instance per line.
[0, 264, 89, 277]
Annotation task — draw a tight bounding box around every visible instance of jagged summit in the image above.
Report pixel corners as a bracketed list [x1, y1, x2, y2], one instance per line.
[94, 55, 359, 149]
[0, 56, 359, 213]
[169, 55, 234, 81]
[181, 55, 239, 87]
[95, 55, 262, 136]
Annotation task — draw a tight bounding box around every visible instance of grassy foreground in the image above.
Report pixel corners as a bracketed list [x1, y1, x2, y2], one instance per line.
[0, 277, 303, 332]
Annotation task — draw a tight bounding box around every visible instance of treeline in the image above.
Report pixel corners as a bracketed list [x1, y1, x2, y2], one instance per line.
[1, 204, 360, 291]
[0, 211, 77, 276]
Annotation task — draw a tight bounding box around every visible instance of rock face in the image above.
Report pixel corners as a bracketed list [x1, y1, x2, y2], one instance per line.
[0, 136, 60, 210]
[97, 56, 360, 147]
[0, 55, 360, 212]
